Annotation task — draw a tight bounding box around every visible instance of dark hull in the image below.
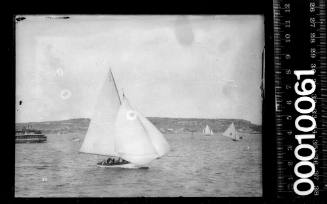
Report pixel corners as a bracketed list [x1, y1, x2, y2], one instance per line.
[97, 163, 148, 169]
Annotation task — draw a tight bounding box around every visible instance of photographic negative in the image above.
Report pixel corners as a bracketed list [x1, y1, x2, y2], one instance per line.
[15, 15, 264, 197]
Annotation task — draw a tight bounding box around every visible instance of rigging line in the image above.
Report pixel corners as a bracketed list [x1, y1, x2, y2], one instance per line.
[109, 68, 122, 105]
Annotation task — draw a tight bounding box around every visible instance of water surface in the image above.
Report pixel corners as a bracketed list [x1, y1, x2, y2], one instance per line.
[15, 132, 262, 197]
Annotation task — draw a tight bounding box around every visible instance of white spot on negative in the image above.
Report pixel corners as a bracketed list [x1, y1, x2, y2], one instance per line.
[126, 110, 137, 120]
[60, 89, 72, 100]
[56, 68, 64, 77]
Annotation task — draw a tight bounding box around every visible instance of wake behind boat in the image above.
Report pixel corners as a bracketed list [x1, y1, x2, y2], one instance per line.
[79, 68, 170, 169]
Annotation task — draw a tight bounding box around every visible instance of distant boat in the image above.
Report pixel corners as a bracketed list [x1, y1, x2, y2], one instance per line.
[15, 128, 47, 143]
[202, 125, 214, 135]
[72, 138, 80, 142]
[79, 68, 170, 169]
[222, 123, 242, 141]
[167, 128, 174, 133]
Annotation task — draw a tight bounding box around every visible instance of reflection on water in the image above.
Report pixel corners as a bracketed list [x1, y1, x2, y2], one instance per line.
[15, 132, 262, 197]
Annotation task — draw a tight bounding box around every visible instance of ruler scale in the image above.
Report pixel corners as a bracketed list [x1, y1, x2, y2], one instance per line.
[273, 0, 327, 198]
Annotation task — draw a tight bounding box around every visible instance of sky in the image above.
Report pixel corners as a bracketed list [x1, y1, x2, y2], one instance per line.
[16, 15, 264, 125]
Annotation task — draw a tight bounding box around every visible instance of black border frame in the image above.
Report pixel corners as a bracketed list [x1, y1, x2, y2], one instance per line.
[5, 1, 281, 203]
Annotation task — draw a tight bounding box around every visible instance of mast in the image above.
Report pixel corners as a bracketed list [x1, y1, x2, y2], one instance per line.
[110, 68, 122, 104]
[80, 67, 122, 156]
[80, 67, 170, 163]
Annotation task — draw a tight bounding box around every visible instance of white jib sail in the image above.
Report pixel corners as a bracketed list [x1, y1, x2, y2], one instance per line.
[79, 70, 121, 156]
[138, 112, 170, 157]
[114, 97, 167, 165]
[222, 123, 238, 140]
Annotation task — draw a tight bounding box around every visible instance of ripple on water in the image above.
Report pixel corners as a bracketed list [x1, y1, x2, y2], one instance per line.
[15, 133, 262, 197]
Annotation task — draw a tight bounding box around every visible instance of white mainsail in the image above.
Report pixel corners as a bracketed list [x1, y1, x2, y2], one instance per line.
[80, 69, 170, 166]
[80, 70, 121, 156]
[203, 125, 213, 135]
[222, 123, 239, 141]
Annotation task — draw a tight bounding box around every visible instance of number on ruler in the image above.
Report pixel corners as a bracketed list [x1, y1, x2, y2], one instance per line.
[311, 48, 317, 58]
[287, 145, 293, 151]
[310, 33, 316, 43]
[285, 33, 291, 43]
[310, 2, 315, 12]
[312, 108, 317, 114]
[310, 17, 316, 27]
[314, 153, 318, 160]
[284, 3, 290, 12]
[314, 186, 319, 195]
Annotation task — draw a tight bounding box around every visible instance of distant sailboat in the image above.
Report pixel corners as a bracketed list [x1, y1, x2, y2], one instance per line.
[79, 69, 170, 168]
[222, 122, 241, 141]
[202, 125, 214, 135]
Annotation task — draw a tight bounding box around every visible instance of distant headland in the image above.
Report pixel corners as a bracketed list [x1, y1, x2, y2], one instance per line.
[15, 117, 261, 135]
